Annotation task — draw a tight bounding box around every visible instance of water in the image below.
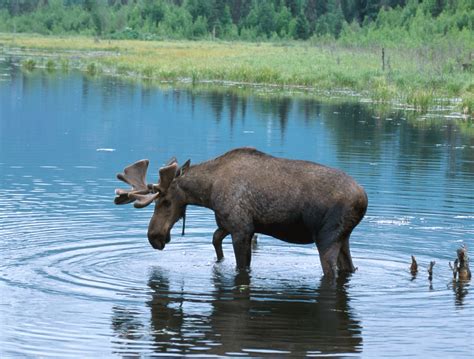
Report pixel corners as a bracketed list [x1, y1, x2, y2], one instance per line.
[1, 59, 473, 357]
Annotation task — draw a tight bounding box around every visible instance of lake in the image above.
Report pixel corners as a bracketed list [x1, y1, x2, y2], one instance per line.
[1, 57, 473, 357]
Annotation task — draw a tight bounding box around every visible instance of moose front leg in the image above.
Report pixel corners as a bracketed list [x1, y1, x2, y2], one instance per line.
[213, 228, 228, 262]
[231, 231, 254, 271]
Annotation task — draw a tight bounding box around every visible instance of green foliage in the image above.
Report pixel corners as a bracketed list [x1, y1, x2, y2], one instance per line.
[462, 91, 474, 116]
[407, 89, 434, 112]
[190, 15, 206, 38]
[60, 58, 69, 72]
[45, 59, 55, 72]
[295, 11, 310, 39]
[0, 0, 471, 45]
[243, 1, 277, 38]
[22, 58, 36, 71]
[85, 62, 98, 76]
[158, 5, 193, 39]
[110, 26, 140, 40]
[141, 66, 154, 78]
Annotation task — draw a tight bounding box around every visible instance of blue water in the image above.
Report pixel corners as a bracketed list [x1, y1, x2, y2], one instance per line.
[1, 58, 473, 357]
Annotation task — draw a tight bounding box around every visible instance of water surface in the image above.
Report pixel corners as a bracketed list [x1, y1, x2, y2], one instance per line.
[1, 59, 473, 357]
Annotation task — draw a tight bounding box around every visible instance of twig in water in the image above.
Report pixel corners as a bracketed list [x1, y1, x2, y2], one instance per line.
[410, 255, 418, 276]
[428, 261, 435, 281]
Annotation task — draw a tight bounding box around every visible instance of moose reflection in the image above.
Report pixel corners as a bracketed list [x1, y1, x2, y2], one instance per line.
[111, 269, 362, 356]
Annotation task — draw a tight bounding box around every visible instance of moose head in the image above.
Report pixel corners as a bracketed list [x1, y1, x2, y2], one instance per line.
[114, 157, 190, 250]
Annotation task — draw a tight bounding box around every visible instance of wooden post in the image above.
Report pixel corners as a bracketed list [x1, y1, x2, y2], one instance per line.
[382, 47, 385, 72]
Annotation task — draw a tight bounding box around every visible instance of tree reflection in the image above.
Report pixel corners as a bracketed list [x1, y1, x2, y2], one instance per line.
[321, 103, 474, 175]
[253, 96, 293, 137]
[111, 269, 362, 356]
[209, 91, 225, 123]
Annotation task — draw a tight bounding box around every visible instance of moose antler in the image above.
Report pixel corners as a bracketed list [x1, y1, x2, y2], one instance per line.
[114, 159, 160, 208]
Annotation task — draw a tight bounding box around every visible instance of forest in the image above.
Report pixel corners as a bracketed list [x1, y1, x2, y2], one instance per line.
[0, 0, 472, 46]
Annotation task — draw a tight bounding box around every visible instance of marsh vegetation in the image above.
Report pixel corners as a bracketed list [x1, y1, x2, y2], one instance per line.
[0, 0, 472, 113]
[1, 34, 471, 115]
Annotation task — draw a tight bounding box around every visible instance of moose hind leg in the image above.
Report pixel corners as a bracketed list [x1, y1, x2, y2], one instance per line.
[213, 228, 228, 262]
[314, 219, 350, 278]
[337, 235, 356, 274]
[316, 237, 342, 279]
[231, 231, 253, 271]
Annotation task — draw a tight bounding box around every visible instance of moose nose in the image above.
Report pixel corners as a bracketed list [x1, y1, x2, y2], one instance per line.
[148, 231, 165, 250]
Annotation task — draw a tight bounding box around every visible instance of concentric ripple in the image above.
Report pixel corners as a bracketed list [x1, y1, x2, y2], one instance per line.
[1, 175, 472, 357]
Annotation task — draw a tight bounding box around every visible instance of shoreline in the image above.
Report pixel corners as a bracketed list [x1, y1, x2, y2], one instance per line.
[0, 33, 472, 116]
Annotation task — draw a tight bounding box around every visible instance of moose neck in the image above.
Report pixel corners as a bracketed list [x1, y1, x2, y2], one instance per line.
[176, 161, 216, 209]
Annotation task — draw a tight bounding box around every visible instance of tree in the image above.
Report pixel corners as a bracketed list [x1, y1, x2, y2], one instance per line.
[285, 0, 300, 16]
[295, 10, 310, 39]
[192, 15, 208, 37]
[185, 0, 211, 21]
[244, 1, 277, 38]
[354, 0, 381, 23]
[304, 0, 318, 31]
[424, 0, 446, 17]
[275, 4, 292, 36]
[142, 0, 165, 26]
[209, 0, 232, 36]
[228, 0, 252, 25]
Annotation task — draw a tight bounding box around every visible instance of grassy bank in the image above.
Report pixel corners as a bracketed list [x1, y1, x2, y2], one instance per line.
[0, 33, 472, 114]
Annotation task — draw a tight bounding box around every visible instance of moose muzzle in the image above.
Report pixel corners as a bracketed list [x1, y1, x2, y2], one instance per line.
[147, 229, 171, 250]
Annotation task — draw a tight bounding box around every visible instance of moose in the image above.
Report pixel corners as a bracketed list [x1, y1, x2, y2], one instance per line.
[114, 148, 368, 278]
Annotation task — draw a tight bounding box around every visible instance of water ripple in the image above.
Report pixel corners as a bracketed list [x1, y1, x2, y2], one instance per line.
[1, 68, 473, 356]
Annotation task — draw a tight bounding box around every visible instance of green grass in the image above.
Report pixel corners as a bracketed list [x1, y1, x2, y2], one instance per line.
[45, 59, 55, 72]
[85, 62, 98, 76]
[60, 58, 69, 72]
[21, 58, 36, 71]
[2, 33, 472, 115]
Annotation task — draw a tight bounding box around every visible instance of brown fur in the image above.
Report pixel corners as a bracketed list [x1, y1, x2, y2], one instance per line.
[119, 148, 368, 279]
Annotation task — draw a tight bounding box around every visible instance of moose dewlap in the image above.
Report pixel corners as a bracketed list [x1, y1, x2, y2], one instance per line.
[114, 147, 368, 278]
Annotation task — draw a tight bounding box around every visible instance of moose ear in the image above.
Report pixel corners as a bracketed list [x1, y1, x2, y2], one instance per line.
[158, 162, 179, 192]
[177, 159, 191, 177]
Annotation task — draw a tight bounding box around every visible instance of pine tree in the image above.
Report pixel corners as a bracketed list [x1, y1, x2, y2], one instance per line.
[295, 10, 310, 39]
